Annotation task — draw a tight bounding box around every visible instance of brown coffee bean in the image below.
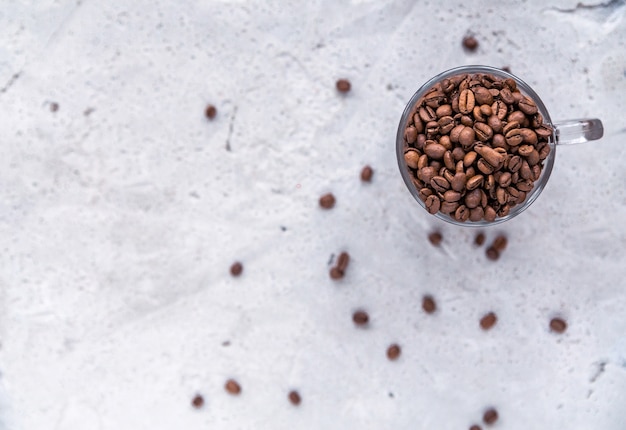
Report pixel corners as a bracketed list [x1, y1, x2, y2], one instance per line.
[480, 104, 492, 116]
[425, 121, 440, 137]
[483, 408, 499, 425]
[469, 206, 484, 222]
[336, 252, 350, 272]
[386, 344, 401, 360]
[424, 143, 446, 159]
[424, 89, 445, 107]
[192, 394, 204, 408]
[353, 310, 369, 326]
[411, 176, 424, 190]
[443, 190, 461, 202]
[405, 126, 418, 144]
[491, 100, 507, 120]
[520, 128, 538, 145]
[498, 171, 512, 187]
[443, 151, 456, 171]
[505, 128, 523, 146]
[436, 104, 453, 118]
[474, 144, 504, 168]
[487, 115, 502, 133]
[413, 114, 425, 133]
[496, 187, 508, 205]
[425, 195, 441, 214]
[336, 79, 351, 93]
[319, 193, 336, 209]
[536, 125, 554, 138]
[507, 155, 522, 172]
[486, 246, 499, 260]
[502, 120, 520, 135]
[459, 89, 475, 114]
[329, 267, 344, 280]
[497, 204, 511, 217]
[538, 142, 551, 160]
[462, 35, 479, 51]
[428, 231, 443, 246]
[484, 174, 495, 191]
[527, 149, 540, 167]
[288, 390, 301, 406]
[417, 153, 429, 169]
[449, 172, 466, 192]
[438, 116, 455, 134]
[473, 86, 493, 105]
[477, 158, 495, 175]
[518, 144, 534, 157]
[422, 295, 437, 313]
[473, 122, 494, 142]
[465, 189, 482, 209]
[442, 169, 455, 184]
[507, 186, 520, 203]
[473, 106, 486, 123]
[518, 96, 538, 115]
[440, 201, 459, 214]
[474, 232, 486, 246]
[454, 204, 470, 222]
[483, 206, 497, 222]
[360, 165, 374, 182]
[465, 174, 484, 191]
[492, 133, 507, 149]
[492, 235, 507, 251]
[418, 187, 433, 201]
[480, 312, 497, 330]
[416, 133, 426, 150]
[499, 86, 515, 104]
[225, 379, 242, 395]
[450, 124, 465, 143]
[470, 425, 483, 430]
[520, 160, 532, 180]
[230, 262, 243, 277]
[441, 78, 455, 94]
[550, 317, 567, 333]
[419, 106, 437, 123]
[430, 176, 450, 193]
[418, 166, 438, 183]
[205, 104, 217, 119]
[458, 126, 475, 148]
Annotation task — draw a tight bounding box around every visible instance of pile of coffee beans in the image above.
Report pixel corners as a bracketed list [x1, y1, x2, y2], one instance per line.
[403, 73, 553, 222]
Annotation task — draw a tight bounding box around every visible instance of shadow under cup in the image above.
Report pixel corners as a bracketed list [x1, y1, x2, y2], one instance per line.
[396, 65, 556, 226]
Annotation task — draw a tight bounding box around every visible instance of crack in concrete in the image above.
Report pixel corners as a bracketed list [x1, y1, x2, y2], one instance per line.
[0, 72, 22, 94]
[225, 105, 238, 152]
[553, 0, 625, 12]
[590, 360, 607, 383]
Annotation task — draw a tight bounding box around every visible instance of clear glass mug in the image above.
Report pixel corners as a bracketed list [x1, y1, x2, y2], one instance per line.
[396, 65, 604, 226]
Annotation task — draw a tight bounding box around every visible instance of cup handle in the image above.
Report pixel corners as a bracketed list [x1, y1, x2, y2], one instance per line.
[554, 118, 604, 145]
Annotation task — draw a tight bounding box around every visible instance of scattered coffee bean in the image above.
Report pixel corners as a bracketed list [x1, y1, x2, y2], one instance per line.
[50, 102, 59, 112]
[319, 193, 336, 209]
[428, 231, 443, 246]
[492, 235, 508, 251]
[225, 379, 242, 395]
[474, 232, 486, 246]
[336, 251, 350, 272]
[403, 72, 553, 223]
[480, 312, 497, 330]
[205, 104, 217, 119]
[485, 246, 500, 261]
[462, 35, 479, 51]
[422, 295, 437, 314]
[483, 408, 498, 425]
[360, 165, 374, 182]
[329, 267, 344, 280]
[386, 344, 401, 361]
[550, 317, 567, 333]
[288, 390, 302, 406]
[336, 79, 351, 93]
[353, 310, 369, 326]
[230, 261, 243, 277]
[191, 394, 204, 408]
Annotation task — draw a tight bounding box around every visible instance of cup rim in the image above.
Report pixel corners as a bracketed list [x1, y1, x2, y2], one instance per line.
[396, 65, 556, 227]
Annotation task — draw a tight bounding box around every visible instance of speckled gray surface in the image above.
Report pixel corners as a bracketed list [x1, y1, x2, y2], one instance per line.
[1, 1, 625, 429]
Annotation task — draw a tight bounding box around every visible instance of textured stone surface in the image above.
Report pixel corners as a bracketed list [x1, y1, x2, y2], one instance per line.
[0, 1, 625, 429]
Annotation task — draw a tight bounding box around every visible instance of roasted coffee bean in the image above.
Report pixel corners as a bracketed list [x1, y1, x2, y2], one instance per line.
[487, 115, 503, 133]
[416, 133, 427, 150]
[336, 79, 351, 93]
[518, 144, 534, 157]
[443, 151, 456, 171]
[470, 425, 483, 430]
[428, 231, 443, 246]
[329, 267, 344, 280]
[452, 146, 466, 162]
[484, 206, 497, 222]
[505, 128, 523, 146]
[473, 106, 486, 122]
[459, 89, 475, 114]
[508, 155, 522, 172]
[451, 172, 467, 192]
[411, 176, 424, 190]
[496, 187, 508, 205]
[440, 201, 459, 214]
[463, 151, 478, 167]
[419, 106, 437, 122]
[485, 174, 495, 191]
[443, 190, 461, 202]
[469, 206, 484, 221]
[438, 116, 455, 134]
[225, 379, 242, 395]
[413, 114, 425, 133]
[230, 262, 243, 277]
[436, 104, 453, 118]
[516, 179, 533, 192]
[205, 104, 217, 119]
[538, 142, 551, 160]
[527, 149, 540, 166]
[480, 189, 488, 207]
[422, 295, 437, 313]
[441, 78, 455, 94]
[459, 126, 475, 148]
[386, 344, 401, 360]
[418, 187, 433, 201]
[480, 104, 492, 116]
[460, 115, 474, 127]
[418, 166, 438, 183]
[337, 252, 350, 272]
[492, 133, 506, 149]
[462, 35, 479, 51]
[465, 189, 482, 209]
[417, 153, 429, 169]
[473, 86, 493, 105]
[498, 171, 512, 187]
[288, 390, 302, 406]
[450, 124, 465, 143]
[507, 186, 520, 202]
[425, 89, 445, 107]
[483, 408, 499, 425]
[536, 125, 553, 138]
[520, 160, 532, 180]
[425, 121, 440, 137]
[486, 246, 500, 261]
[431, 176, 450, 193]
[477, 158, 495, 175]
[550, 317, 567, 333]
[425, 194, 441, 214]
[497, 204, 511, 217]
[474, 232, 486, 246]
[480, 312, 497, 330]
[531, 164, 542, 180]
[192, 394, 205, 408]
[518, 96, 538, 115]
[361, 165, 374, 182]
[475, 144, 504, 168]
[424, 143, 446, 159]
[454, 205, 470, 222]
[439, 136, 452, 151]
[503, 120, 520, 135]
[353, 310, 369, 326]
[319, 193, 336, 209]
[474, 122, 494, 142]
[466, 174, 484, 191]
[520, 128, 538, 145]
[492, 235, 507, 251]
[491, 100, 507, 120]
[442, 169, 455, 184]
[499, 87, 514, 104]
[405, 126, 418, 144]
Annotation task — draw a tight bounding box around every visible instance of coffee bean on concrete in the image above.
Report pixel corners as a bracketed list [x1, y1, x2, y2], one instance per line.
[205, 104, 217, 119]
[462, 35, 479, 51]
[288, 390, 302, 406]
[480, 312, 497, 330]
[225, 379, 242, 395]
[319, 193, 336, 209]
[230, 262, 243, 277]
[422, 295, 437, 314]
[361, 165, 374, 182]
[483, 408, 498, 425]
[550, 317, 567, 333]
[353, 310, 370, 326]
[192, 394, 204, 408]
[428, 231, 443, 246]
[336, 79, 351, 93]
[386, 344, 401, 360]
[474, 232, 486, 246]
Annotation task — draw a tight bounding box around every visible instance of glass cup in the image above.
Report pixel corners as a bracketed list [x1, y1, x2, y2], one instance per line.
[396, 65, 604, 226]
